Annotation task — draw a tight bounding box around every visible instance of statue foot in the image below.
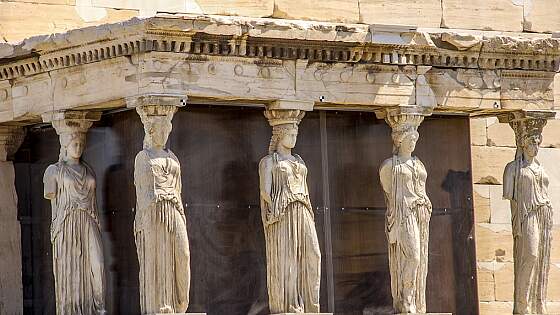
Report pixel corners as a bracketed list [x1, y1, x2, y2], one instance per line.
[159, 305, 174, 313]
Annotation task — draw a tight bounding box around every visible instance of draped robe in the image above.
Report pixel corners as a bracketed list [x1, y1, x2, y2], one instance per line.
[43, 161, 106, 315]
[504, 158, 553, 314]
[134, 149, 190, 314]
[260, 153, 321, 313]
[381, 156, 432, 314]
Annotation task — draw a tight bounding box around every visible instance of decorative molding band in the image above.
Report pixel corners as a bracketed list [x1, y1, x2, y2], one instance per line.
[126, 94, 188, 109]
[1, 16, 559, 82]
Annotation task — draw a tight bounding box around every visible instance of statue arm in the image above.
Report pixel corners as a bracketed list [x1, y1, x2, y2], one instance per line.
[43, 164, 58, 200]
[259, 156, 273, 207]
[169, 151, 185, 211]
[503, 161, 515, 200]
[379, 159, 393, 196]
[134, 152, 155, 209]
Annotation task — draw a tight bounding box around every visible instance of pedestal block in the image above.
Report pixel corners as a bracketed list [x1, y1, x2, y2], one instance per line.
[395, 313, 452, 315]
[272, 313, 333, 315]
[149, 313, 207, 315]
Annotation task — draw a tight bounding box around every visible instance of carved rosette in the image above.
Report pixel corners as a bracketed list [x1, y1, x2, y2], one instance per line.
[0, 126, 26, 162]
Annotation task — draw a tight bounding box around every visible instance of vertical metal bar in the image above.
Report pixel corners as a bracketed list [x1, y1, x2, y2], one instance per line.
[320, 111, 335, 312]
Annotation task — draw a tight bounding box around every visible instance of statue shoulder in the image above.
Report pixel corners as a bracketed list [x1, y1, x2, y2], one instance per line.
[379, 157, 393, 173]
[44, 163, 60, 179]
[414, 157, 427, 170]
[259, 154, 274, 170]
[168, 149, 179, 160]
[134, 150, 149, 165]
[504, 160, 517, 176]
[293, 153, 305, 165]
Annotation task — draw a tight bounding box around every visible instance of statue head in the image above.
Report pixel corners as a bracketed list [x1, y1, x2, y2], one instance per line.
[52, 118, 93, 162]
[269, 123, 298, 154]
[392, 125, 419, 156]
[510, 117, 547, 162]
[59, 132, 86, 161]
[137, 105, 177, 150]
[264, 109, 305, 154]
[521, 134, 542, 159]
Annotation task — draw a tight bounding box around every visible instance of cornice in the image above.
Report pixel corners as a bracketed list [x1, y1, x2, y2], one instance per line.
[0, 15, 559, 82]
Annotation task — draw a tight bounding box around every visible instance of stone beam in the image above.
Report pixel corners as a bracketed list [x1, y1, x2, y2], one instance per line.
[0, 125, 25, 315]
[497, 110, 556, 125]
[0, 52, 555, 125]
[374, 104, 433, 120]
[267, 100, 315, 111]
[126, 93, 188, 109]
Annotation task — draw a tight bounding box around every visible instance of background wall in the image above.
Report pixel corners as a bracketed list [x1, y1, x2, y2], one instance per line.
[470, 114, 560, 315]
[1, 0, 560, 44]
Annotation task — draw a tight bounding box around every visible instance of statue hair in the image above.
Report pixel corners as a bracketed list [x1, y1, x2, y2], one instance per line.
[140, 115, 173, 150]
[269, 123, 297, 154]
[391, 125, 419, 155]
[58, 132, 86, 162]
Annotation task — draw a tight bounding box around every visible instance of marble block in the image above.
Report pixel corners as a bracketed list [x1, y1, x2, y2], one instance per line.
[395, 313, 452, 315]
[149, 313, 207, 315]
[272, 313, 333, 315]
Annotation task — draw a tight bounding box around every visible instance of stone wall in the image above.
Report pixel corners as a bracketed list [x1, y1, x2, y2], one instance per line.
[470, 115, 560, 314]
[0, 161, 23, 315]
[1, 0, 560, 43]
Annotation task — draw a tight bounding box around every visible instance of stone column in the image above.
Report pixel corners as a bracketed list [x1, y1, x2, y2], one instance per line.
[376, 105, 446, 315]
[0, 125, 25, 315]
[127, 94, 201, 315]
[499, 110, 555, 315]
[258, 100, 330, 315]
[41, 110, 106, 315]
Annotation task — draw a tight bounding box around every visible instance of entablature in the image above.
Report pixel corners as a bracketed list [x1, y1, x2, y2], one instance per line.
[0, 14, 558, 125]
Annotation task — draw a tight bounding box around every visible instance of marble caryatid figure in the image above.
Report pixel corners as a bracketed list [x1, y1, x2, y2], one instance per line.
[134, 104, 190, 314]
[503, 113, 554, 315]
[42, 111, 106, 315]
[259, 109, 321, 314]
[379, 108, 432, 314]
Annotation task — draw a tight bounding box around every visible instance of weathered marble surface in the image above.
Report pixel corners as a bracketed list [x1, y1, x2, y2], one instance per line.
[259, 108, 322, 314]
[133, 101, 191, 315]
[378, 106, 433, 314]
[501, 111, 555, 315]
[0, 15, 558, 125]
[0, 161, 23, 315]
[2, 0, 560, 43]
[0, 126, 25, 315]
[42, 111, 106, 315]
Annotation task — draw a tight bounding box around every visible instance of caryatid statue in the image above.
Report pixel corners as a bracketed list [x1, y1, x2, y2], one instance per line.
[378, 106, 432, 314]
[133, 99, 190, 314]
[42, 111, 106, 315]
[501, 111, 555, 315]
[259, 109, 322, 314]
